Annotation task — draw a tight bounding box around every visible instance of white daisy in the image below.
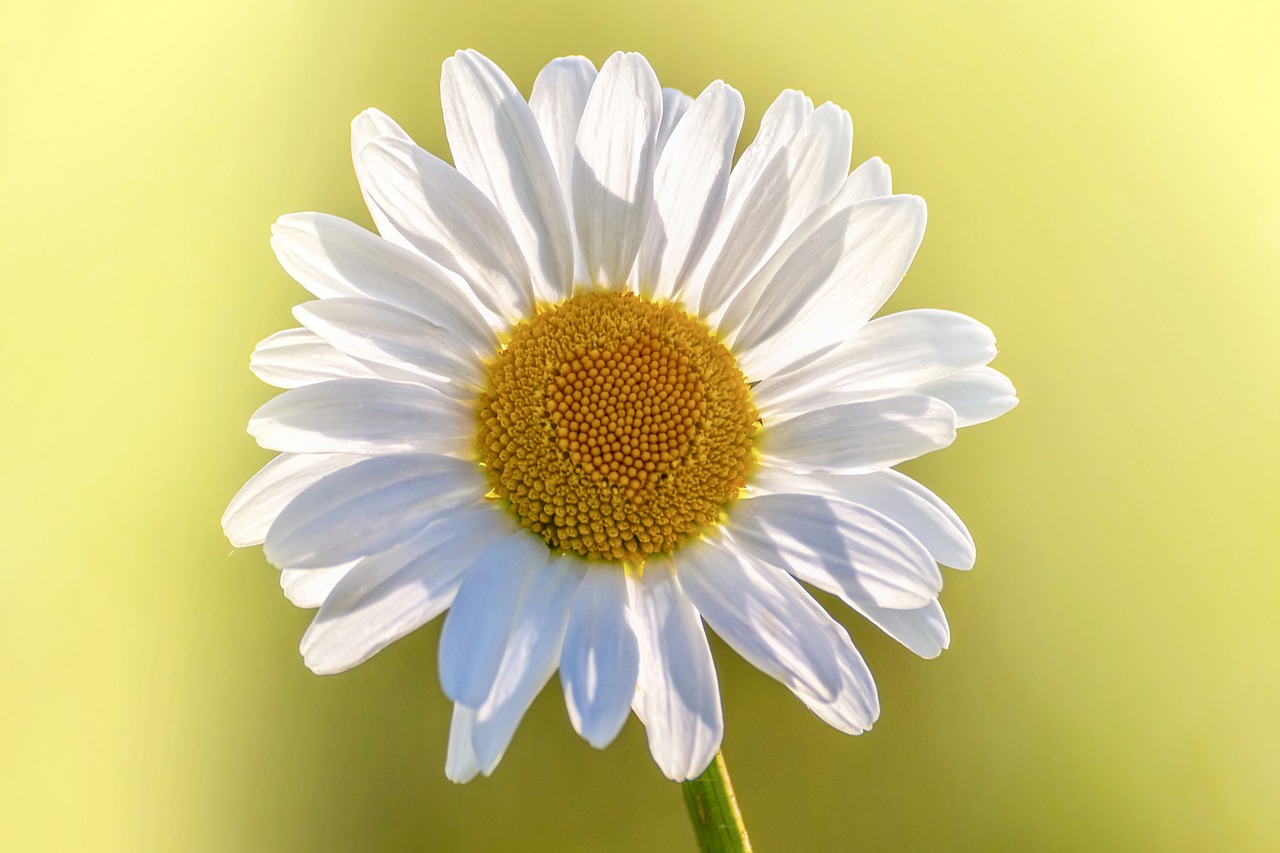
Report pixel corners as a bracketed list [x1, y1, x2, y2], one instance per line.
[224, 49, 1016, 783]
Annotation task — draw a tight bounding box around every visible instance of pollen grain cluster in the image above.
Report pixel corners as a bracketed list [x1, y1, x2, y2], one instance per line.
[476, 291, 757, 562]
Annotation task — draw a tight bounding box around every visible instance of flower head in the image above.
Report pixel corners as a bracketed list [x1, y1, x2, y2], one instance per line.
[224, 49, 1016, 782]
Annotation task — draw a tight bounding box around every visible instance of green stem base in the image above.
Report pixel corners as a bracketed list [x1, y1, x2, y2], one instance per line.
[680, 751, 753, 853]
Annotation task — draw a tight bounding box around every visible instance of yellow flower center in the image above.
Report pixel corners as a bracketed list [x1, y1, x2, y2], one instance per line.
[476, 291, 757, 562]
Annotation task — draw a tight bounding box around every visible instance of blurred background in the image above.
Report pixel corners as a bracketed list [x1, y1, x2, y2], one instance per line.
[3, 0, 1278, 850]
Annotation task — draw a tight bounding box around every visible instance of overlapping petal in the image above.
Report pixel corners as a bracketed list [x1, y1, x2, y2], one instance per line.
[851, 597, 951, 659]
[300, 504, 518, 673]
[250, 328, 381, 389]
[280, 563, 358, 609]
[694, 101, 851, 320]
[529, 55, 597, 284]
[358, 137, 535, 324]
[468, 554, 582, 774]
[729, 195, 928, 377]
[678, 534, 879, 733]
[248, 378, 474, 457]
[656, 87, 694, 156]
[270, 212, 498, 352]
[915, 366, 1019, 426]
[717, 90, 812, 234]
[351, 108, 415, 249]
[629, 557, 723, 782]
[751, 466, 976, 570]
[437, 532, 552, 707]
[677, 535, 842, 702]
[223, 452, 367, 548]
[760, 395, 957, 474]
[560, 566, 640, 749]
[753, 309, 998, 417]
[571, 51, 662, 289]
[711, 157, 898, 349]
[445, 705, 481, 784]
[293, 298, 485, 394]
[263, 453, 487, 569]
[441, 49, 574, 304]
[726, 493, 942, 610]
[638, 81, 743, 301]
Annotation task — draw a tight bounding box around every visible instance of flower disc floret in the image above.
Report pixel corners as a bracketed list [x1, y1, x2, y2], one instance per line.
[476, 291, 758, 561]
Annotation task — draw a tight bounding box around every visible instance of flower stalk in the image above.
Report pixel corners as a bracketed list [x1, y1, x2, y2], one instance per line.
[680, 750, 753, 853]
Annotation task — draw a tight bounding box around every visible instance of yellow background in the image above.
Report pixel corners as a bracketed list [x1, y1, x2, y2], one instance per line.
[3, 1, 1278, 850]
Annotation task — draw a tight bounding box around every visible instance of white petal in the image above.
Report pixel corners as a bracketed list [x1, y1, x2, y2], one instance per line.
[358, 137, 534, 324]
[836, 156, 892, 204]
[629, 557, 722, 781]
[446, 704, 481, 784]
[773, 102, 854, 237]
[293, 298, 485, 392]
[559, 566, 639, 749]
[751, 466, 976, 570]
[571, 51, 662, 289]
[281, 562, 357, 609]
[761, 395, 957, 474]
[250, 328, 380, 389]
[914, 366, 1018, 427]
[753, 309, 998, 417]
[248, 379, 473, 457]
[441, 50, 573, 304]
[470, 555, 582, 775]
[437, 532, 550, 707]
[263, 453, 486, 569]
[351, 109, 416, 249]
[680, 534, 878, 734]
[713, 162, 898, 347]
[655, 87, 693, 156]
[530, 57, 598, 192]
[676, 535, 841, 703]
[721, 89, 812, 222]
[529, 56, 598, 285]
[270, 213, 498, 353]
[731, 195, 928, 378]
[852, 597, 950, 659]
[300, 505, 517, 673]
[727, 493, 942, 610]
[794, 616, 880, 734]
[223, 452, 366, 548]
[674, 88, 810, 311]
[696, 103, 851, 320]
[740, 474, 954, 658]
[638, 81, 744, 301]
[692, 146, 790, 317]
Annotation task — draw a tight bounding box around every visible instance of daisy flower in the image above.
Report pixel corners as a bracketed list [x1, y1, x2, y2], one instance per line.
[223, 49, 1016, 783]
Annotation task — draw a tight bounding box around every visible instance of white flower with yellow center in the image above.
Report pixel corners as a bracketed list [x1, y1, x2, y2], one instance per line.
[224, 49, 1016, 783]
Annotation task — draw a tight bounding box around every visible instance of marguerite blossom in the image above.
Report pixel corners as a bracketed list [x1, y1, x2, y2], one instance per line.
[223, 49, 1016, 783]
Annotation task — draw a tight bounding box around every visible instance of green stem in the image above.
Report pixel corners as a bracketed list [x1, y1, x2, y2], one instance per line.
[680, 750, 753, 853]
